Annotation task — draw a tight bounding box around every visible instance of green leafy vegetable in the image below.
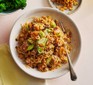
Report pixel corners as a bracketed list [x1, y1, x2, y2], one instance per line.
[0, 0, 27, 12]
[0, 3, 6, 12]
[27, 44, 34, 51]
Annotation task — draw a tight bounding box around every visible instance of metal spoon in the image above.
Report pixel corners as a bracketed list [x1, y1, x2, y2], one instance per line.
[60, 22, 77, 81]
[65, 48, 77, 81]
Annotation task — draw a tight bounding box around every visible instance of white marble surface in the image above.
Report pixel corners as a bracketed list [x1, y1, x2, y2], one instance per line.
[0, 0, 93, 85]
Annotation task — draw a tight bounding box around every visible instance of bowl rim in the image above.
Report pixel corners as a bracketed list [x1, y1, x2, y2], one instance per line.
[9, 7, 81, 79]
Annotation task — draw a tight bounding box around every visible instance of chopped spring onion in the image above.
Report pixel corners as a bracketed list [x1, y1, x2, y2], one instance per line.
[37, 46, 44, 54]
[27, 44, 34, 51]
[50, 21, 56, 28]
[39, 31, 45, 37]
[44, 29, 52, 35]
[27, 38, 33, 44]
[37, 38, 48, 46]
[47, 57, 52, 64]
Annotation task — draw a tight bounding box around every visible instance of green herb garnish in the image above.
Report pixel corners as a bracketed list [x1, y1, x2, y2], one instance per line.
[27, 44, 34, 51]
[27, 38, 33, 44]
[37, 46, 44, 54]
[39, 31, 45, 37]
[47, 57, 52, 64]
[50, 21, 56, 28]
[37, 38, 48, 46]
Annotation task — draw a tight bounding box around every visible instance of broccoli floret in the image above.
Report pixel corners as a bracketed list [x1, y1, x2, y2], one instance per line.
[0, 0, 4, 3]
[0, 0, 27, 12]
[5, 1, 14, 11]
[0, 3, 6, 12]
[14, 0, 26, 9]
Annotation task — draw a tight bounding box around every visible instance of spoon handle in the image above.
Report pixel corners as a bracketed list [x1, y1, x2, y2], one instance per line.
[59, 22, 77, 81]
[67, 53, 77, 81]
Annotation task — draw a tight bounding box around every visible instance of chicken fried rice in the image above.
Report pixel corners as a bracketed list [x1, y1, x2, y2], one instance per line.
[15, 16, 72, 72]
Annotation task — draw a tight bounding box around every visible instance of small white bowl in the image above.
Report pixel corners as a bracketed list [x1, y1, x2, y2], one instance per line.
[9, 7, 81, 79]
[48, 0, 82, 15]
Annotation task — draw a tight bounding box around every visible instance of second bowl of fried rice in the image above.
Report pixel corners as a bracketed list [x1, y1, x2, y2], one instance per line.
[9, 7, 81, 79]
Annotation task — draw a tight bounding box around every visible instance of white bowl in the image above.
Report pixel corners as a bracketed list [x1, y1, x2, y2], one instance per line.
[48, 0, 82, 15]
[9, 7, 81, 79]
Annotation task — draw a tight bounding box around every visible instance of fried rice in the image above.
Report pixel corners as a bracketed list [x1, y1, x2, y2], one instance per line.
[51, 0, 78, 11]
[15, 16, 72, 72]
